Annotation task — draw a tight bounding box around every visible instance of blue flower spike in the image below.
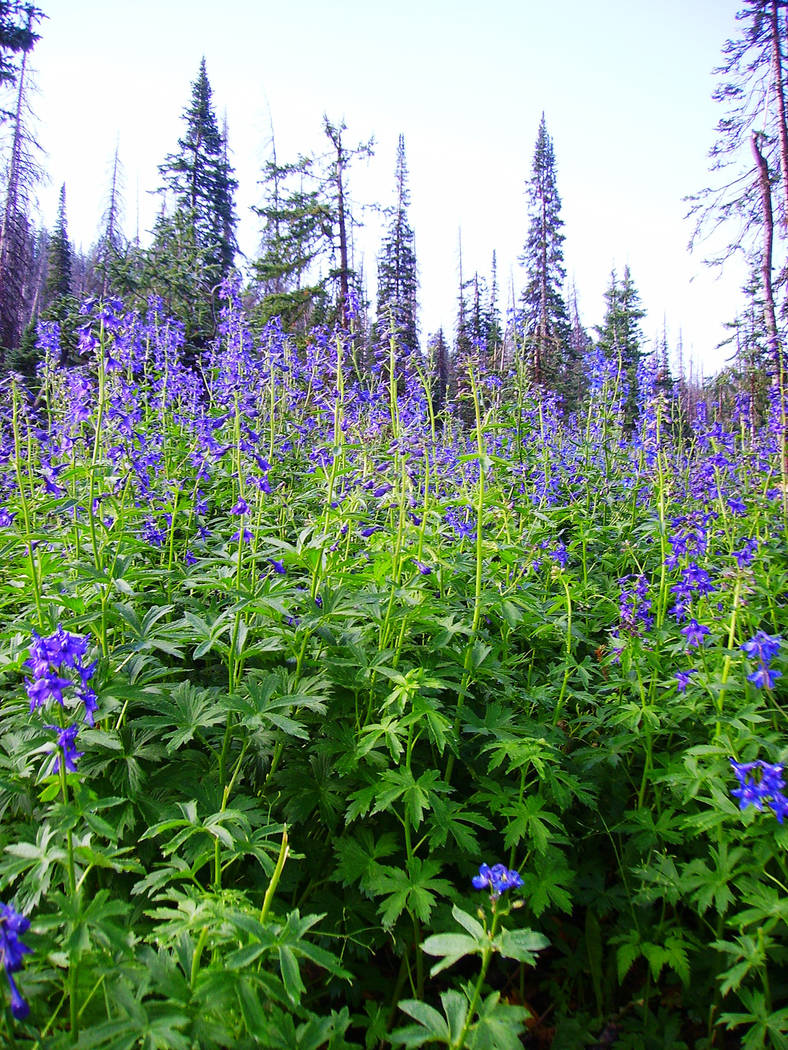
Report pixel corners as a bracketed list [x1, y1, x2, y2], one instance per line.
[730, 759, 788, 823]
[0, 902, 31, 1020]
[472, 862, 523, 898]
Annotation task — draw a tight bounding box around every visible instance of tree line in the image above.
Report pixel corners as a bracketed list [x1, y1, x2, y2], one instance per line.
[0, 0, 784, 424]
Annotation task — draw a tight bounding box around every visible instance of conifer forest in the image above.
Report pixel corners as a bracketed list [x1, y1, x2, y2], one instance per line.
[1, 2, 788, 1047]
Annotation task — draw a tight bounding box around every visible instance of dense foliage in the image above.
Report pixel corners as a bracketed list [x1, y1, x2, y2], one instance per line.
[0, 289, 785, 1047]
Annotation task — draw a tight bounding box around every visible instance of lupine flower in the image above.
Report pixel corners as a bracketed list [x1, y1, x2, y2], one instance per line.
[0, 902, 31, 1020]
[472, 862, 523, 897]
[730, 759, 788, 822]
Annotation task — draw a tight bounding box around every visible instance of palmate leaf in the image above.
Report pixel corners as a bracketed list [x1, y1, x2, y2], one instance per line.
[501, 794, 566, 854]
[332, 829, 398, 891]
[71, 1007, 192, 1050]
[426, 796, 492, 854]
[368, 766, 449, 829]
[369, 856, 453, 929]
[135, 681, 227, 751]
[518, 847, 574, 916]
[466, 991, 530, 1050]
[1, 823, 68, 909]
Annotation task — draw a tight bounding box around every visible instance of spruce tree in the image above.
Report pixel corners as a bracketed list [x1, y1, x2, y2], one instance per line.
[44, 184, 77, 365]
[251, 139, 332, 333]
[0, 19, 39, 362]
[596, 265, 646, 423]
[158, 58, 237, 276]
[519, 113, 571, 395]
[94, 145, 126, 298]
[150, 58, 237, 353]
[376, 134, 418, 365]
[0, 1, 41, 105]
[427, 328, 451, 415]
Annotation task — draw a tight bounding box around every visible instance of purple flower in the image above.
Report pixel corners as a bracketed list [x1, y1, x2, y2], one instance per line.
[231, 498, 249, 516]
[27, 674, 73, 711]
[741, 631, 782, 666]
[46, 723, 83, 774]
[269, 559, 286, 575]
[0, 902, 31, 1020]
[414, 560, 432, 576]
[675, 669, 697, 692]
[731, 759, 788, 822]
[747, 665, 782, 690]
[0, 508, 15, 528]
[681, 619, 710, 648]
[472, 862, 523, 897]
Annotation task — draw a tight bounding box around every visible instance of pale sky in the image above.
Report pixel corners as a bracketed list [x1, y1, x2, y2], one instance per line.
[19, 0, 749, 375]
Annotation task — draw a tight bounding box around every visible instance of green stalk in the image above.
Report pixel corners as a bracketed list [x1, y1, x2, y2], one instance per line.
[446, 365, 486, 784]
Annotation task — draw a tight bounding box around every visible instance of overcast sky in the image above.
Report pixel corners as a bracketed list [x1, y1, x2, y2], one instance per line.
[21, 0, 748, 375]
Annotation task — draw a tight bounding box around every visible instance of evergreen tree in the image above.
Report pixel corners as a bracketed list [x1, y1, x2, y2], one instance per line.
[376, 134, 418, 364]
[321, 116, 373, 330]
[0, 14, 40, 364]
[158, 58, 237, 276]
[250, 118, 371, 335]
[93, 145, 127, 298]
[596, 265, 646, 423]
[427, 328, 451, 416]
[519, 113, 571, 395]
[567, 287, 592, 408]
[44, 183, 77, 365]
[150, 58, 237, 353]
[45, 184, 71, 303]
[484, 251, 503, 368]
[251, 136, 333, 333]
[0, 1, 41, 106]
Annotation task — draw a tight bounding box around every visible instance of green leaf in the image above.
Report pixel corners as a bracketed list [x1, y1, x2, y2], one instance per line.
[395, 999, 450, 1041]
[422, 932, 480, 976]
[496, 926, 550, 965]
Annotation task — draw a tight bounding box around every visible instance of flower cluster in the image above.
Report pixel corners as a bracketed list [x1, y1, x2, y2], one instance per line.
[730, 759, 788, 823]
[24, 626, 97, 775]
[472, 862, 523, 898]
[0, 902, 31, 1019]
[741, 630, 782, 691]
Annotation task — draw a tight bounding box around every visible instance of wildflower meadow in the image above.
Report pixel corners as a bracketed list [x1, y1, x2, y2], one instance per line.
[0, 285, 786, 1049]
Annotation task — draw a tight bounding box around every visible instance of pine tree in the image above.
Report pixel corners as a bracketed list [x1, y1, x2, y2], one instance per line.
[94, 145, 126, 298]
[0, 19, 39, 362]
[0, 1, 41, 106]
[376, 134, 418, 366]
[251, 135, 333, 333]
[150, 58, 237, 353]
[519, 113, 571, 396]
[43, 184, 77, 365]
[596, 265, 646, 423]
[427, 328, 451, 416]
[158, 58, 237, 276]
[321, 116, 373, 330]
[567, 287, 592, 408]
[251, 118, 371, 335]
